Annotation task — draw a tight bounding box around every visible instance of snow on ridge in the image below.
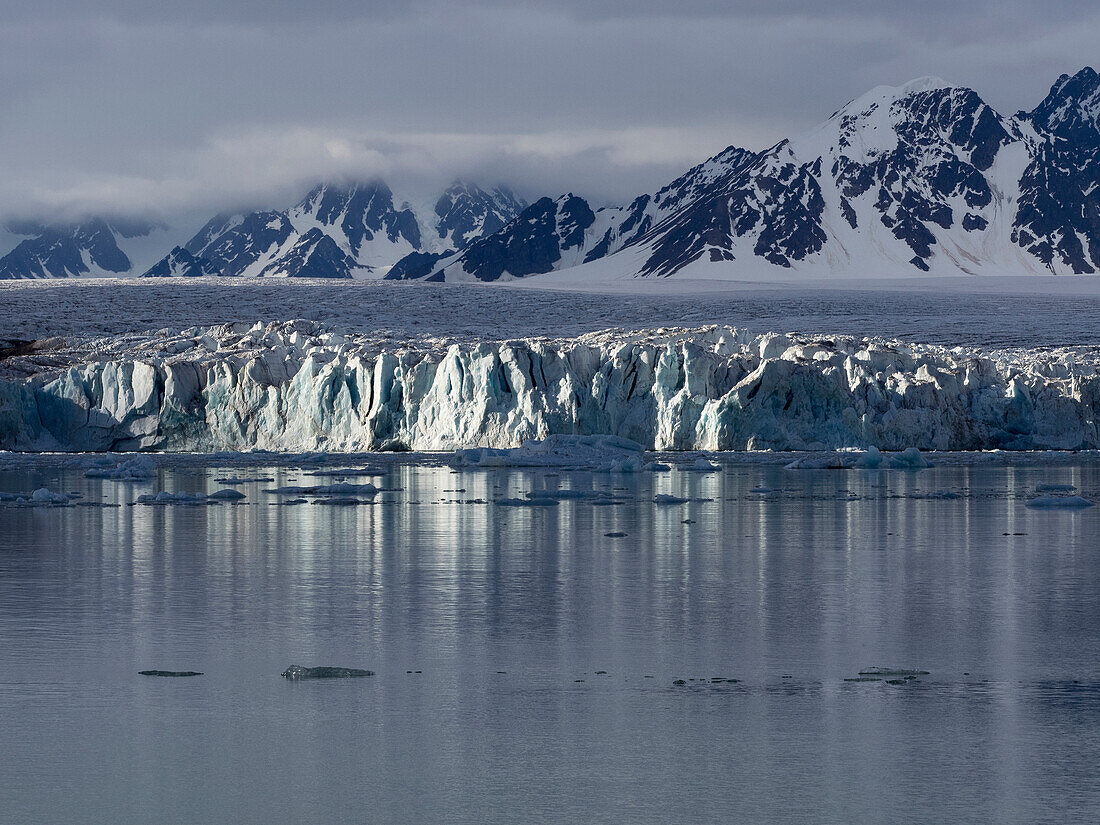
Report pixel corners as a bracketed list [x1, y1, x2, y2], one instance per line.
[3, 320, 1100, 454]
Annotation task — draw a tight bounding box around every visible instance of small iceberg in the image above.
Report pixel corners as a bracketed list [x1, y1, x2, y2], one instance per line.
[31, 488, 71, 505]
[496, 497, 560, 507]
[85, 456, 156, 480]
[786, 446, 931, 470]
[282, 665, 374, 680]
[207, 488, 246, 501]
[1025, 495, 1095, 509]
[454, 435, 646, 472]
[680, 457, 721, 472]
[264, 482, 378, 496]
[1036, 482, 1077, 493]
[137, 491, 210, 505]
[888, 447, 932, 469]
[215, 476, 274, 485]
[2, 489, 78, 507]
[654, 494, 690, 505]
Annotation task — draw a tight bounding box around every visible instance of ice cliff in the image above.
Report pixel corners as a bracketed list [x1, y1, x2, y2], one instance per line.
[2, 320, 1099, 453]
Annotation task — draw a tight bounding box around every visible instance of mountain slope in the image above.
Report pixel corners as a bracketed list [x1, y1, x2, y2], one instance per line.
[426, 146, 757, 282]
[424, 67, 1100, 283]
[0, 219, 169, 280]
[144, 180, 526, 279]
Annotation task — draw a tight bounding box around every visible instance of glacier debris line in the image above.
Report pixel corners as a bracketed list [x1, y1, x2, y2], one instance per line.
[1, 320, 1098, 453]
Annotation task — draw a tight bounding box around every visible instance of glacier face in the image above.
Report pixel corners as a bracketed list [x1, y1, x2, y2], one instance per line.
[2, 321, 1099, 453]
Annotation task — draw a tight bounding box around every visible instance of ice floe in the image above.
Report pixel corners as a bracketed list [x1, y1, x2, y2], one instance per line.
[454, 435, 646, 472]
[1025, 495, 1095, 509]
[785, 446, 931, 470]
[84, 456, 156, 480]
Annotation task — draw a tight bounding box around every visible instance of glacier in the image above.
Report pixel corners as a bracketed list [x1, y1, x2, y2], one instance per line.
[2, 320, 1100, 453]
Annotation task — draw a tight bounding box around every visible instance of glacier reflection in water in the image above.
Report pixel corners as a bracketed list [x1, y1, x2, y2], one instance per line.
[1, 459, 1099, 824]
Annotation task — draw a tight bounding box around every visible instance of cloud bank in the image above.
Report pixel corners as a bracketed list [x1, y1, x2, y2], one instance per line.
[1, 1, 1095, 223]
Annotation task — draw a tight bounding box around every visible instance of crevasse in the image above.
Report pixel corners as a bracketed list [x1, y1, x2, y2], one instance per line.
[1, 322, 1097, 452]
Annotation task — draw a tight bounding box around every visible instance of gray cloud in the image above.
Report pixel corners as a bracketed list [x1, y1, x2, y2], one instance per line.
[0, 2, 1095, 225]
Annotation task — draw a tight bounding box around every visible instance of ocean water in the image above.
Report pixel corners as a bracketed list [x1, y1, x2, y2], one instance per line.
[2, 459, 1099, 824]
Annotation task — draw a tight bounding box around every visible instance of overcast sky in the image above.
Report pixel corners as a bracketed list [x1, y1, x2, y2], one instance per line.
[2, 0, 1096, 224]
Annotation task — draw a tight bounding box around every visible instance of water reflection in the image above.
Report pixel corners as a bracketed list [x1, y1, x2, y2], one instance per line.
[1, 460, 1099, 823]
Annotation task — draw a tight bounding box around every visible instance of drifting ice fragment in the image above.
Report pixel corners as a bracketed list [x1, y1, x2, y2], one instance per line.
[264, 483, 378, 496]
[1025, 495, 1095, 509]
[85, 456, 156, 480]
[454, 435, 646, 472]
[207, 488, 246, 501]
[31, 488, 70, 504]
[1036, 483, 1077, 493]
[785, 446, 931, 470]
[654, 494, 690, 504]
[137, 491, 209, 505]
[680, 458, 721, 472]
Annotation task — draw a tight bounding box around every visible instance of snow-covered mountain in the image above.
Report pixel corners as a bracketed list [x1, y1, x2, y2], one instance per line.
[145, 180, 525, 279]
[4, 68, 1098, 283]
[424, 146, 758, 282]
[421, 67, 1100, 282]
[0, 219, 174, 280]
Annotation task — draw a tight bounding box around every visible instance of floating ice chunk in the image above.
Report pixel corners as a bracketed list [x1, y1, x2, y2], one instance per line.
[215, 476, 274, 485]
[85, 456, 157, 480]
[1025, 495, 1095, 509]
[854, 446, 884, 468]
[784, 454, 855, 470]
[643, 462, 671, 472]
[137, 491, 209, 505]
[1036, 482, 1077, 493]
[680, 458, 721, 472]
[31, 488, 70, 505]
[527, 489, 611, 501]
[786, 447, 931, 470]
[654, 494, 690, 504]
[888, 447, 932, 469]
[304, 467, 387, 478]
[264, 482, 378, 496]
[207, 488, 246, 501]
[454, 435, 646, 472]
[496, 497, 559, 507]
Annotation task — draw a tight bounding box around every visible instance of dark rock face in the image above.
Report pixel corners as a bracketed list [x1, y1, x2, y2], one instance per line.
[298, 181, 421, 255]
[0, 218, 153, 279]
[190, 211, 296, 277]
[1012, 67, 1100, 273]
[281, 665, 375, 680]
[143, 246, 220, 278]
[183, 214, 240, 256]
[434, 182, 525, 249]
[385, 249, 455, 280]
[425, 69, 1100, 279]
[144, 179, 524, 279]
[438, 195, 596, 281]
[258, 228, 363, 278]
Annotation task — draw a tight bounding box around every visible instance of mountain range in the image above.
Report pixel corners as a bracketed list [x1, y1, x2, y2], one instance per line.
[1, 67, 1097, 282]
